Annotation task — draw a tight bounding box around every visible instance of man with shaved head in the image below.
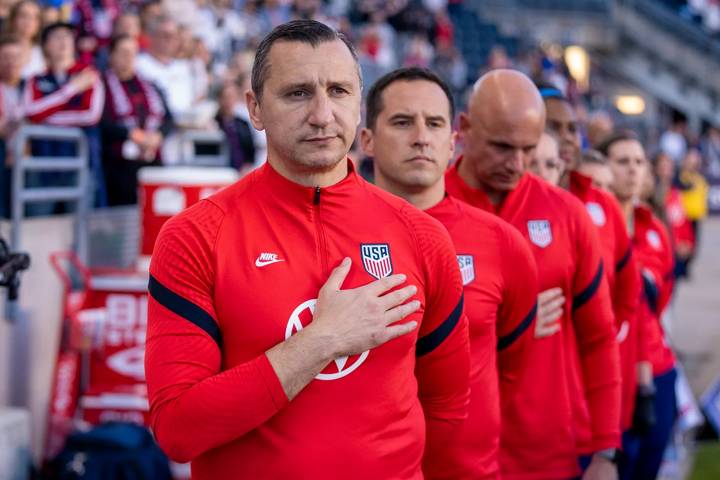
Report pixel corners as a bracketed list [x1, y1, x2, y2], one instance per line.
[446, 69, 622, 479]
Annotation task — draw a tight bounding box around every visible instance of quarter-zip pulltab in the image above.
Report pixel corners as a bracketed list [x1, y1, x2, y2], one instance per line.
[313, 186, 329, 274]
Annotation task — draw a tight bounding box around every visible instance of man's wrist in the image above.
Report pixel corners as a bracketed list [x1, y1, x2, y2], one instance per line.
[594, 448, 621, 465]
[297, 322, 339, 364]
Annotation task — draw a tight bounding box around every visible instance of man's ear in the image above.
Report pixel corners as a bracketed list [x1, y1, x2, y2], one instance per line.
[449, 130, 458, 158]
[359, 127, 375, 157]
[246, 90, 265, 131]
[457, 112, 470, 144]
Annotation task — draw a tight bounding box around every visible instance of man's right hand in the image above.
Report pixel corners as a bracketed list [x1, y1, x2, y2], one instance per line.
[69, 68, 99, 93]
[266, 257, 421, 401]
[308, 257, 420, 358]
[535, 287, 565, 338]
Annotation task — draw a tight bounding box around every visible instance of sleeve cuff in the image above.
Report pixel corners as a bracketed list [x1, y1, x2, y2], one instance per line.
[256, 353, 290, 410]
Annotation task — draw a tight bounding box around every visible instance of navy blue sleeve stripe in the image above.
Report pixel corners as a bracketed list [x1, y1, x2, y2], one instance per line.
[148, 274, 222, 348]
[641, 274, 659, 314]
[416, 294, 464, 357]
[497, 302, 537, 351]
[615, 246, 632, 273]
[572, 261, 604, 312]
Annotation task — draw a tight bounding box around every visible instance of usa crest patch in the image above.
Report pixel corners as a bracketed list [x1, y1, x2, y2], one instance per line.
[586, 202, 606, 226]
[527, 220, 553, 248]
[457, 255, 475, 286]
[646, 230, 661, 250]
[360, 244, 393, 280]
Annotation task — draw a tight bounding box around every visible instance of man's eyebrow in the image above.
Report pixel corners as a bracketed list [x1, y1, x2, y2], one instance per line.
[425, 115, 448, 124]
[279, 82, 315, 92]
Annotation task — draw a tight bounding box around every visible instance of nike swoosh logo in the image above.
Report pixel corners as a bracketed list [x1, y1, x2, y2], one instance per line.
[255, 258, 285, 267]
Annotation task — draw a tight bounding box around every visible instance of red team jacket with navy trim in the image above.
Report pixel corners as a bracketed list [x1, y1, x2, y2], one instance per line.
[145, 161, 471, 479]
[23, 62, 104, 126]
[569, 171, 641, 435]
[633, 205, 676, 378]
[424, 195, 539, 479]
[446, 161, 621, 479]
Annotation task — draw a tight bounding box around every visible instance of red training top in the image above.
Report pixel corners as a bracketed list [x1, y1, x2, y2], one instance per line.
[145, 161, 471, 480]
[632, 205, 676, 377]
[424, 195, 539, 479]
[569, 171, 641, 435]
[446, 161, 621, 480]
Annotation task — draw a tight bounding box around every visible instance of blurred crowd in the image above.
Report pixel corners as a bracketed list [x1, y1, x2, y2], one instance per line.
[670, 0, 720, 36]
[0, 0, 715, 253]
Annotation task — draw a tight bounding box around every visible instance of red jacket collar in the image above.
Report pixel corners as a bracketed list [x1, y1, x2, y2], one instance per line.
[258, 157, 361, 206]
[569, 170, 593, 200]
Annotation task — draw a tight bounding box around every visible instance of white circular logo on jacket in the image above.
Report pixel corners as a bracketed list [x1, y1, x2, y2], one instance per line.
[646, 230, 662, 251]
[586, 202, 606, 226]
[285, 299, 369, 380]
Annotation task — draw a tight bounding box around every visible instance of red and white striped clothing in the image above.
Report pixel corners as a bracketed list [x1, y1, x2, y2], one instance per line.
[23, 63, 104, 127]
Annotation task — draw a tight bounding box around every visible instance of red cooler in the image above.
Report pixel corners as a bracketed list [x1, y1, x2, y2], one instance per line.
[137, 167, 239, 270]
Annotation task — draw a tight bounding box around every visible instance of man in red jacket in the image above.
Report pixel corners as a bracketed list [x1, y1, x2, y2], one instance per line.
[445, 69, 621, 480]
[539, 86, 643, 461]
[145, 20, 471, 480]
[599, 131, 677, 480]
[361, 66, 539, 479]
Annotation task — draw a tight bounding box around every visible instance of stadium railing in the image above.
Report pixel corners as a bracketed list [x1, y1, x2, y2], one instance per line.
[10, 124, 90, 263]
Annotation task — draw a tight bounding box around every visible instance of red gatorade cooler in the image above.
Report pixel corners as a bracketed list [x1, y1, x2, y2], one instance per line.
[137, 167, 239, 270]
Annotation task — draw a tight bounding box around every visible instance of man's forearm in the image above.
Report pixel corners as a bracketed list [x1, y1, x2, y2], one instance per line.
[266, 324, 336, 401]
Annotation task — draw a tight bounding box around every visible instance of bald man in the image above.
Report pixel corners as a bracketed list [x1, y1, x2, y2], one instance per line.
[445, 70, 622, 480]
[540, 87, 643, 462]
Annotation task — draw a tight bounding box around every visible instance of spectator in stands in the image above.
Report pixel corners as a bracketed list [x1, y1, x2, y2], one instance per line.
[136, 15, 211, 162]
[40, 4, 61, 26]
[650, 151, 696, 279]
[101, 34, 173, 206]
[0, 0, 13, 31]
[433, 40, 466, 105]
[73, 0, 120, 67]
[587, 110, 614, 148]
[700, 123, 720, 179]
[660, 110, 688, 164]
[4, 0, 45, 79]
[23, 22, 106, 211]
[138, 0, 162, 49]
[215, 79, 255, 176]
[176, 25, 210, 103]
[195, 0, 248, 69]
[0, 34, 26, 218]
[136, 15, 210, 121]
[255, 0, 293, 32]
[677, 147, 709, 273]
[114, 12, 142, 42]
[403, 33, 433, 67]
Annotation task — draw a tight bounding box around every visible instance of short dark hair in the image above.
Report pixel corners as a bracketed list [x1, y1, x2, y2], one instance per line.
[40, 22, 75, 46]
[595, 130, 640, 157]
[579, 149, 607, 166]
[365, 67, 455, 130]
[109, 34, 134, 53]
[8, 1, 41, 43]
[251, 19, 360, 102]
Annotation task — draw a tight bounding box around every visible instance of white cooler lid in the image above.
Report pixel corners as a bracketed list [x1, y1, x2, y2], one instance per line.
[138, 166, 239, 186]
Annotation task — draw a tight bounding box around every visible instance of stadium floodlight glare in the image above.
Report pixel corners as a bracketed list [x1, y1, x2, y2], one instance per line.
[615, 95, 646, 115]
[564, 45, 590, 92]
